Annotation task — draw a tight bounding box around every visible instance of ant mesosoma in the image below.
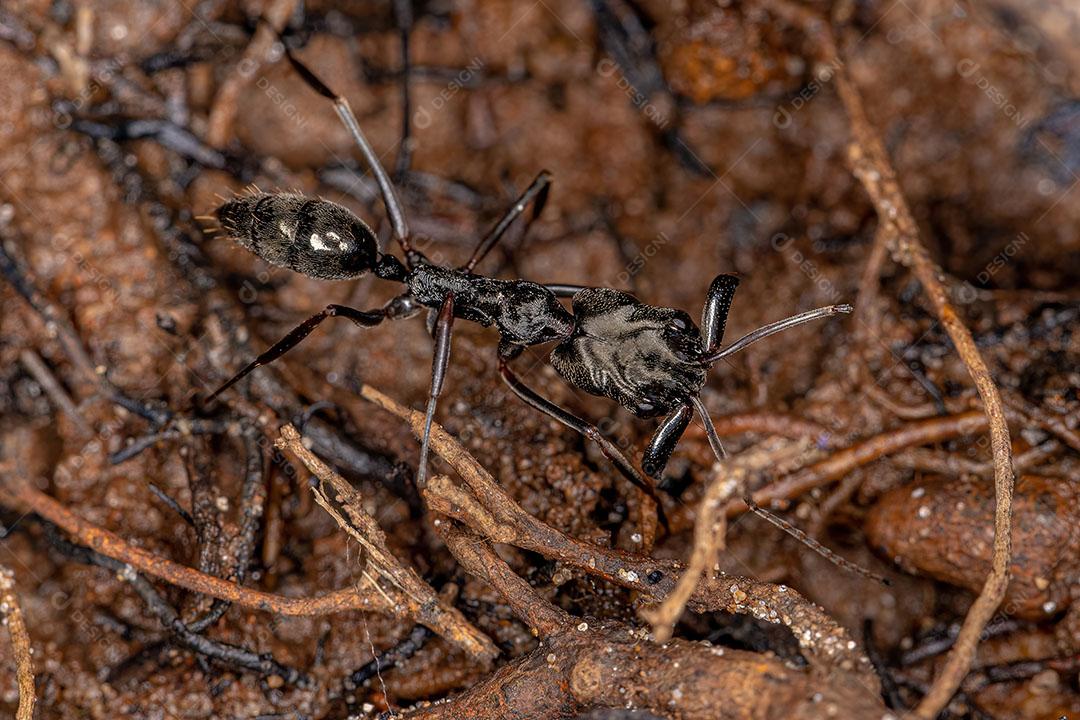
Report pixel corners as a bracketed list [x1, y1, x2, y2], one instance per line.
[205, 40, 851, 526]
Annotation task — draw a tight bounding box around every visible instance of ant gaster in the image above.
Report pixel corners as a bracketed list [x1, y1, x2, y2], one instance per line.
[207, 39, 851, 523]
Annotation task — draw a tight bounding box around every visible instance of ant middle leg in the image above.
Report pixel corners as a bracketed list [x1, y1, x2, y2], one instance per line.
[497, 347, 668, 529]
[462, 171, 552, 272]
[416, 294, 455, 488]
[206, 303, 391, 403]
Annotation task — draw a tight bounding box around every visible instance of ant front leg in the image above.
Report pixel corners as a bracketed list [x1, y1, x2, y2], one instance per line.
[641, 404, 692, 480]
[497, 345, 668, 529]
[206, 303, 389, 403]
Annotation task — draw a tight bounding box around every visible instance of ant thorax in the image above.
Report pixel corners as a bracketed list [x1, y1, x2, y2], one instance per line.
[550, 288, 707, 418]
[406, 263, 574, 346]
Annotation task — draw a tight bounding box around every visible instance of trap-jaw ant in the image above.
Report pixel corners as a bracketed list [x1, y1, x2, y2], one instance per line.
[205, 38, 851, 522]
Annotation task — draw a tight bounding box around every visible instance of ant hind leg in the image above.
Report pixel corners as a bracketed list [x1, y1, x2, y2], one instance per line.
[206, 304, 387, 403]
[274, 31, 417, 263]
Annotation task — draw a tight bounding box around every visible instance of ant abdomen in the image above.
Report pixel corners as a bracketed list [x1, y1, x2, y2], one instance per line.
[216, 193, 379, 280]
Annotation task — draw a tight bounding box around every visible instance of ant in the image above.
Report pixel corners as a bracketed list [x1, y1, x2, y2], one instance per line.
[205, 37, 851, 526]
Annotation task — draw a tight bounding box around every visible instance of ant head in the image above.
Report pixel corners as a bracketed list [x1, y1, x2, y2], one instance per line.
[551, 289, 707, 419]
[657, 309, 704, 364]
[626, 307, 704, 417]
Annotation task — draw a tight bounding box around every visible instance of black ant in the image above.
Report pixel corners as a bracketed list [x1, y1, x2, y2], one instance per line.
[205, 39, 851, 525]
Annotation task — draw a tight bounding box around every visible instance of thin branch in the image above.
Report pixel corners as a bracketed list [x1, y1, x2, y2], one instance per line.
[205, 0, 300, 147]
[360, 384, 877, 687]
[46, 531, 305, 684]
[438, 523, 570, 638]
[729, 410, 988, 515]
[18, 349, 92, 434]
[639, 464, 743, 642]
[2, 476, 391, 617]
[840, 56, 1015, 720]
[758, 4, 1017, 715]
[0, 565, 35, 720]
[274, 423, 498, 663]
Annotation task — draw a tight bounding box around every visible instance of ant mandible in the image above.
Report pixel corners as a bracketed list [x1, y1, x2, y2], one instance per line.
[206, 36, 851, 524]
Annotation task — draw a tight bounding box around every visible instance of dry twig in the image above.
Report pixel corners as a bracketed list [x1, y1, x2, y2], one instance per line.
[758, 3, 1017, 715]
[399, 522, 888, 720]
[205, 0, 301, 147]
[2, 476, 390, 617]
[359, 384, 878, 687]
[639, 464, 744, 642]
[274, 423, 498, 663]
[0, 564, 35, 720]
[730, 410, 988, 516]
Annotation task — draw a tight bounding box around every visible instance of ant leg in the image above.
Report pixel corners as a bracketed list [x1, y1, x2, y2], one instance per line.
[276, 36, 417, 264]
[497, 352, 668, 528]
[462, 171, 552, 272]
[392, 0, 414, 180]
[641, 404, 692, 480]
[699, 303, 854, 364]
[416, 294, 455, 488]
[207, 304, 387, 403]
[701, 273, 740, 353]
[544, 283, 588, 298]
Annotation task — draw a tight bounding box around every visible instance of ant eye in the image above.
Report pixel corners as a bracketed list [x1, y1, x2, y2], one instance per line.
[666, 316, 688, 332]
[637, 401, 655, 414]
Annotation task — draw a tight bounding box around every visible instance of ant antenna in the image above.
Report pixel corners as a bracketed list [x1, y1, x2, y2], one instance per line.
[700, 304, 853, 364]
[742, 495, 891, 586]
[689, 395, 726, 460]
[692, 395, 888, 586]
